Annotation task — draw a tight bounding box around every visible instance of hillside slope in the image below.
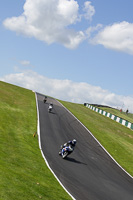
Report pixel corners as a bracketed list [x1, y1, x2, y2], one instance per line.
[0, 81, 72, 200]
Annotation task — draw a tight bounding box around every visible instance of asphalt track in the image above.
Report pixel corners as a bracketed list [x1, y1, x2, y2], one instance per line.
[36, 93, 133, 200]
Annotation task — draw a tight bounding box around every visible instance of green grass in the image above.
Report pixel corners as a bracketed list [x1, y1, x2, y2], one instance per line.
[59, 101, 133, 177]
[0, 81, 72, 200]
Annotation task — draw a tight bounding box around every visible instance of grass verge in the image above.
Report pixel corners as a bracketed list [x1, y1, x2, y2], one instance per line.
[0, 81, 72, 200]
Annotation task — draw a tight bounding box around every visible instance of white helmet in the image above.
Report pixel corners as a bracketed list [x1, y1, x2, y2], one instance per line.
[72, 139, 76, 145]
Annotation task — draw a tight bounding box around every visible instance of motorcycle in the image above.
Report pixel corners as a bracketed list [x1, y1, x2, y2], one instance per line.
[59, 145, 73, 159]
[43, 96, 47, 103]
[48, 103, 53, 113]
[44, 99, 47, 103]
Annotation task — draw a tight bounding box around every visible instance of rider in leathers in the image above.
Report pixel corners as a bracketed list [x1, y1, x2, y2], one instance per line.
[59, 139, 76, 156]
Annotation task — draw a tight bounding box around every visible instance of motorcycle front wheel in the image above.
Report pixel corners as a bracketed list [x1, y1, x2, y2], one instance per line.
[62, 152, 68, 159]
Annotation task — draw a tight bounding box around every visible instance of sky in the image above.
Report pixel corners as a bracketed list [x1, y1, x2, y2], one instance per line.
[0, 0, 133, 113]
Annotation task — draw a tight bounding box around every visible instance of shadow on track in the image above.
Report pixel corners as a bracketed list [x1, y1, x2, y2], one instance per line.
[65, 157, 87, 165]
[48, 111, 56, 114]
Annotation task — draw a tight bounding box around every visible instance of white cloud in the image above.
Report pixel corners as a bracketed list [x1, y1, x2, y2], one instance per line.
[20, 60, 30, 66]
[1, 70, 133, 113]
[86, 24, 103, 37]
[3, 1, 133, 55]
[90, 21, 133, 55]
[3, 0, 91, 49]
[82, 1, 95, 21]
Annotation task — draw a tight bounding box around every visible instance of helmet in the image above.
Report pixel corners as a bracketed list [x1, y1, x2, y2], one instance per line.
[72, 139, 76, 145]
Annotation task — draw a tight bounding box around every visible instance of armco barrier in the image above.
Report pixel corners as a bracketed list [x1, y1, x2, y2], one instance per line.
[86, 104, 133, 131]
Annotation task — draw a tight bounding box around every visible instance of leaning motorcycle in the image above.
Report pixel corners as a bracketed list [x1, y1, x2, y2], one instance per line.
[59, 145, 73, 159]
[48, 103, 53, 113]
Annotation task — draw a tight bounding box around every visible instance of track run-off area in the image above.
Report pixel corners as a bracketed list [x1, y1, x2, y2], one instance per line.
[36, 93, 133, 200]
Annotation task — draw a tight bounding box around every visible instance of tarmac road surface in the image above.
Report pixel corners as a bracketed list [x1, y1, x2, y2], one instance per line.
[36, 93, 133, 200]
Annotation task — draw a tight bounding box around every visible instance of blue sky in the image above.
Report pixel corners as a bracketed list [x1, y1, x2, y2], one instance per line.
[0, 0, 133, 112]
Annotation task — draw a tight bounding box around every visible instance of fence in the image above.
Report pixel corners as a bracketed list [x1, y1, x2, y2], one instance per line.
[86, 104, 133, 131]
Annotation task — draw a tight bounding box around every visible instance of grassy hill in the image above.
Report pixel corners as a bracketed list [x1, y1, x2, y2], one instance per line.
[1, 81, 133, 200]
[0, 81, 72, 200]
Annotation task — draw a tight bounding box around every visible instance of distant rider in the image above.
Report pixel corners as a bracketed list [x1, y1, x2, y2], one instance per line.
[49, 102, 53, 107]
[48, 102, 53, 112]
[43, 96, 47, 103]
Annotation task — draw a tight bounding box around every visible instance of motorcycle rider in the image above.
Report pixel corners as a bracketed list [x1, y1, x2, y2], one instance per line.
[59, 139, 77, 156]
[48, 102, 53, 112]
[43, 96, 47, 103]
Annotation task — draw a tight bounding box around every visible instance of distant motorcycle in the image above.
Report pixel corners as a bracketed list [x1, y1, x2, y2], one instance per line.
[43, 96, 47, 103]
[48, 103, 53, 113]
[59, 145, 73, 159]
